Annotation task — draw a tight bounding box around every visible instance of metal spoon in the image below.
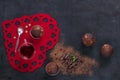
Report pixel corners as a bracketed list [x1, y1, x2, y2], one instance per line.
[15, 27, 24, 52]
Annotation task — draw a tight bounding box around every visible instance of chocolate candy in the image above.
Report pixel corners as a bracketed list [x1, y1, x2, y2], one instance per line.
[30, 25, 44, 39]
[82, 33, 95, 47]
[45, 62, 59, 76]
[101, 44, 113, 57]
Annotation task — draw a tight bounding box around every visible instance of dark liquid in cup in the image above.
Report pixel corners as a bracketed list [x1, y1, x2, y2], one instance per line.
[20, 44, 34, 59]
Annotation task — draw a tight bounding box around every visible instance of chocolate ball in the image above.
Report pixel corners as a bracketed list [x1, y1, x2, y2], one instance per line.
[82, 33, 95, 47]
[31, 25, 44, 39]
[101, 44, 113, 57]
[45, 62, 59, 76]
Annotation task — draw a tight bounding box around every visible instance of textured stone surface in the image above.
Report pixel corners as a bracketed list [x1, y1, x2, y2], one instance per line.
[0, 0, 120, 80]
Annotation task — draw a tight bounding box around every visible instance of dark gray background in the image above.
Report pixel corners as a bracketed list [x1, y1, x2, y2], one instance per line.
[0, 0, 120, 80]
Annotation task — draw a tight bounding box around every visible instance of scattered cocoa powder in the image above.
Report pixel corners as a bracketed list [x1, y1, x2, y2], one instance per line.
[50, 43, 98, 76]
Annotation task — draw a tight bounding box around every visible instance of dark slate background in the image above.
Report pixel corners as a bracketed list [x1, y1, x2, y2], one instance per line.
[0, 0, 120, 80]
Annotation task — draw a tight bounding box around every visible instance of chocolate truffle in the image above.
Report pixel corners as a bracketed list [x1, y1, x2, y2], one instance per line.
[31, 25, 44, 39]
[45, 62, 59, 76]
[101, 44, 113, 57]
[82, 33, 95, 47]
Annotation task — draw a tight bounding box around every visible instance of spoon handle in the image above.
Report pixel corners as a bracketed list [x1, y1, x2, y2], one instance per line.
[15, 35, 20, 52]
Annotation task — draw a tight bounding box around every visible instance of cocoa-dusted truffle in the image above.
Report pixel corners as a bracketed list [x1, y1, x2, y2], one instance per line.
[82, 33, 95, 47]
[45, 62, 59, 76]
[101, 44, 113, 57]
[30, 25, 44, 39]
